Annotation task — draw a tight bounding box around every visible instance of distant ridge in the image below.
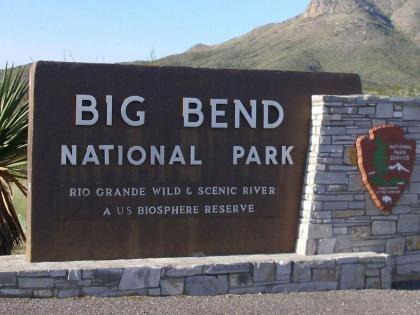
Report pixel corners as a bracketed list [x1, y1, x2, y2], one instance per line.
[132, 0, 420, 93]
[2, 0, 420, 95]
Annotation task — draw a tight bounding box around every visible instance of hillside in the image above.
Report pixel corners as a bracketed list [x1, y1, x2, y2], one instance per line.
[2, 0, 420, 95]
[133, 0, 420, 94]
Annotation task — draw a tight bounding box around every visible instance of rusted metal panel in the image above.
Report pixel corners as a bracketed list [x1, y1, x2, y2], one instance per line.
[28, 62, 362, 261]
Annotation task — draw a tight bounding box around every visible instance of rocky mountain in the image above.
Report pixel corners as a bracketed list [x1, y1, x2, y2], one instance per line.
[3, 0, 420, 94]
[136, 0, 420, 92]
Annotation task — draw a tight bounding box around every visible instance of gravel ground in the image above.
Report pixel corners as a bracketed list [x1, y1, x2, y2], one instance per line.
[0, 290, 419, 315]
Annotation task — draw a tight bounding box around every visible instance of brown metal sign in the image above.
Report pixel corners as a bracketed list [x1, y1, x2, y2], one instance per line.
[356, 125, 416, 211]
[28, 61, 362, 262]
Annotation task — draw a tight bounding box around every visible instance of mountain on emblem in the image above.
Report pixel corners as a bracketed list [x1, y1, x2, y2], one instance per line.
[356, 125, 416, 212]
[388, 163, 410, 172]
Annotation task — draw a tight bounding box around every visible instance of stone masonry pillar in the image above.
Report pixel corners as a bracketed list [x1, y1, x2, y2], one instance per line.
[296, 95, 420, 258]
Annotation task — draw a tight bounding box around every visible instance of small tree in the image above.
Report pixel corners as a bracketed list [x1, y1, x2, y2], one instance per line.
[0, 65, 28, 254]
[373, 137, 387, 186]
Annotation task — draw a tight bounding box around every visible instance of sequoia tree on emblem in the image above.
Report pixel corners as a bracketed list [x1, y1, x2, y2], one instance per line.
[356, 125, 416, 212]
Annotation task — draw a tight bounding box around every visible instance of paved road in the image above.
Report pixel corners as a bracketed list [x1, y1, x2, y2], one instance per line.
[0, 290, 420, 315]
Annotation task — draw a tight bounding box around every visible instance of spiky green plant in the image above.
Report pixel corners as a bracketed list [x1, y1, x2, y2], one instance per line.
[0, 65, 28, 254]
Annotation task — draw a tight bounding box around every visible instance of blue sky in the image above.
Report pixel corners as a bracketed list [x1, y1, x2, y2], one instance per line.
[1, 1, 309, 66]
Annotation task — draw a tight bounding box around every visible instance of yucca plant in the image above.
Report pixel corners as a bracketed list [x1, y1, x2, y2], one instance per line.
[0, 65, 28, 254]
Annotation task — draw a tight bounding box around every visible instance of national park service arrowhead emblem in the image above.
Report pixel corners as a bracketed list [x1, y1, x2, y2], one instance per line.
[356, 125, 416, 212]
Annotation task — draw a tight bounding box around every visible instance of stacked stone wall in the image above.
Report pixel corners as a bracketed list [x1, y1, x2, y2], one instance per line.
[296, 95, 420, 282]
[0, 253, 390, 298]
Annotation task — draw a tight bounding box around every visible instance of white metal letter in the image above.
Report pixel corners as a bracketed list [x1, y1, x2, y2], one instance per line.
[234, 100, 257, 128]
[121, 96, 145, 126]
[75, 95, 98, 126]
[61, 145, 77, 165]
[263, 100, 284, 129]
[210, 99, 228, 128]
[127, 146, 147, 165]
[183, 97, 204, 127]
[106, 95, 113, 126]
[265, 146, 278, 165]
[233, 146, 245, 165]
[82, 145, 100, 165]
[281, 146, 294, 165]
[99, 145, 114, 165]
